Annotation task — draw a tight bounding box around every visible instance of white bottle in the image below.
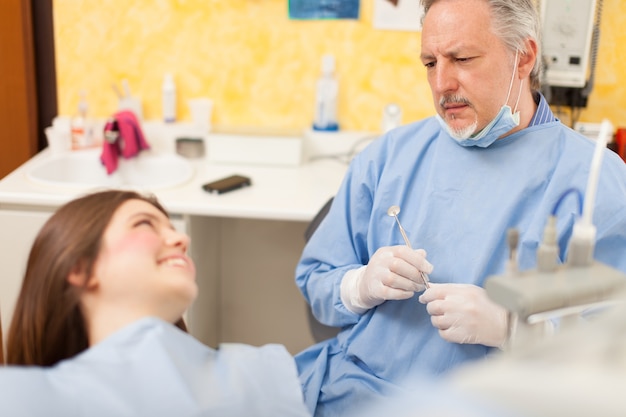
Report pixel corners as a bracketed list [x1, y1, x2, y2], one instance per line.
[162, 73, 177, 123]
[382, 103, 403, 133]
[313, 55, 339, 131]
[70, 90, 91, 150]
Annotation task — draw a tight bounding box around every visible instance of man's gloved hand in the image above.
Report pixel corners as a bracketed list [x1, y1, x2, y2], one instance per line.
[340, 246, 433, 314]
[418, 283, 508, 348]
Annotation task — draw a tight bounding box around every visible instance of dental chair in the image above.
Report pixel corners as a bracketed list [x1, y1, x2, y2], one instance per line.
[304, 197, 341, 343]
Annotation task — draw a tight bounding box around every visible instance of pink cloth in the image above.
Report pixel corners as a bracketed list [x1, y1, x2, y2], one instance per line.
[101, 110, 150, 175]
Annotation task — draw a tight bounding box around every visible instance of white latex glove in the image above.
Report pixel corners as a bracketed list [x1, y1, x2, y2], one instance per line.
[418, 283, 508, 348]
[340, 246, 433, 315]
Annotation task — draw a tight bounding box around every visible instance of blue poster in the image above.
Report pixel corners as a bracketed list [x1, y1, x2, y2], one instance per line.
[288, 0, 360, 20]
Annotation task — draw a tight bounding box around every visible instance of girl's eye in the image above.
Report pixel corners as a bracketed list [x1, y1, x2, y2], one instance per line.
[134, 218, 155, 228]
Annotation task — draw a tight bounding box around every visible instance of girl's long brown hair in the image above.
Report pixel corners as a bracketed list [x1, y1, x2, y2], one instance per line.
[6, 190, 187, 366]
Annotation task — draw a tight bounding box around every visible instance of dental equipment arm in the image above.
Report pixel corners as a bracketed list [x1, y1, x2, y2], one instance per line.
[484, 119, 626, 350]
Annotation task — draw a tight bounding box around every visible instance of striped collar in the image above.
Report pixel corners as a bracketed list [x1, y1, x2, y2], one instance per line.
[528, 92, 557, 127]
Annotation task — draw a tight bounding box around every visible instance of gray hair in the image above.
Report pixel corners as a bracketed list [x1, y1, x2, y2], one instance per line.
[421, 0, 542, 91]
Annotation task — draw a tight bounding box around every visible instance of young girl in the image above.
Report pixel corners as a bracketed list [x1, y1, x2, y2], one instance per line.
[2, 190, 309, 417]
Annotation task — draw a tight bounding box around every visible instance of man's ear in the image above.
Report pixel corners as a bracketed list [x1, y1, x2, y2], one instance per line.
[519, 38, 538, 79]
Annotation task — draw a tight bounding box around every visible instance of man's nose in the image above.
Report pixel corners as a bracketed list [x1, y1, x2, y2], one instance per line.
[431, 62, 459, 95]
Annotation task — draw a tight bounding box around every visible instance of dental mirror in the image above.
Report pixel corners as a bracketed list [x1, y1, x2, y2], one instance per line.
[387, 205, 411, 249]
[387, 205, 430, 288]
[387, 205, 400, 217]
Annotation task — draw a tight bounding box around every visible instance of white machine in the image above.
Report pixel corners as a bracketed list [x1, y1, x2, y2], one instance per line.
[484, 120, 626, 350]
[540, 0, 600, 89]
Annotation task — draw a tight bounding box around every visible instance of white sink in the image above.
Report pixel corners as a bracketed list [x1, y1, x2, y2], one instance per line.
[26, 149, 194, 190]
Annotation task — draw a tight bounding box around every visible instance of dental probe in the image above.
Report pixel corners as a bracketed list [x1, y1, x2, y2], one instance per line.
[387, 205, 430, 289]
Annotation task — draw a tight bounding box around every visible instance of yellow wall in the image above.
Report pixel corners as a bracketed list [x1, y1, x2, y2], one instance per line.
[53, 0, 626, 132]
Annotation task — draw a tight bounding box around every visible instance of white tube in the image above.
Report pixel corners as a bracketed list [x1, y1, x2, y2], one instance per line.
[582, 118, 612, 227]
[567, 118, 611, 266]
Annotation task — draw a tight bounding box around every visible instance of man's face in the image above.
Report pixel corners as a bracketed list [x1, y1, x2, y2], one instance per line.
[420, 0, 517, 137]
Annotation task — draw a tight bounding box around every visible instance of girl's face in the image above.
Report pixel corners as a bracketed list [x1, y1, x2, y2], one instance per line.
[89, 199, 197, 323]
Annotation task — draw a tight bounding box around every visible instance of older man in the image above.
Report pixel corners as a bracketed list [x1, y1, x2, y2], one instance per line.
[294, 0, 626, 416]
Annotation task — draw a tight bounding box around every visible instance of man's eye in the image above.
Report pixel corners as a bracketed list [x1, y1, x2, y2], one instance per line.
[423, 61, 435, 68]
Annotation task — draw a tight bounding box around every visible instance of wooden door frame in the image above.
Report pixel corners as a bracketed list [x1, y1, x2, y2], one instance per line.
[0, 0, 56, 179]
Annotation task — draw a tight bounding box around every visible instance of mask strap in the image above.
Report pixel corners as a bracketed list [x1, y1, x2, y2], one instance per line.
[513, 79, 523, 114]
[504, 49, 520, 106]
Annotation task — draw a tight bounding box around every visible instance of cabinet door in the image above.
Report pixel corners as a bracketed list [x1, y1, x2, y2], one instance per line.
[219, 218, 315, 354]
[0, 210, 51, 342]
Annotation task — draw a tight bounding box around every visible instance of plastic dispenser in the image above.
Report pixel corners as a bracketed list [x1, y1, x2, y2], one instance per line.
[382, 103, 403, 133]
[313, 55, 339, 131]
[162, 73, 177, 123]
[70, 90, 92, 150]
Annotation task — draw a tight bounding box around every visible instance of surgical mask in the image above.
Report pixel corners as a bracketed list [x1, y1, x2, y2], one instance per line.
[439, 51, 523, 148]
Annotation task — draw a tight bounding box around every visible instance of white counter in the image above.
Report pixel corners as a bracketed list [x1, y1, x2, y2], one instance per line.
[0, 128, 366, 355]
[0, 146, 347, 221]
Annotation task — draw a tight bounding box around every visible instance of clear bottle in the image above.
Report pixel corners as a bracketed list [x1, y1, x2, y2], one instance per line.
[313, 55, 339, 131]
[382, 103, 403, 133]
[70, 90, 91, 150]
[162, 73, 177, 123]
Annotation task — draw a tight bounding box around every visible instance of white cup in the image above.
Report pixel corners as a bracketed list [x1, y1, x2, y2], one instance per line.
[45, 126, 71, 155]
[187, 98, 213, 134]
[118, 96, 143, 120]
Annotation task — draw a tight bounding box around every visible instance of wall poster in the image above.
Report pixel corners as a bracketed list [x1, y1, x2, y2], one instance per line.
[288, 0, 360, 20]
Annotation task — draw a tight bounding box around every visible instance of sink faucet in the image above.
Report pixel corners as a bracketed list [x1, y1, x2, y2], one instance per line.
[101, 110, 150, 175]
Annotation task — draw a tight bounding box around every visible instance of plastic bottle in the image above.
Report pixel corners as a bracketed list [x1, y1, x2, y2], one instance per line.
[162, 73, 177, 123]
[382, 103, 403, 133]
[70, 90, 91, 150]
[313, 55, 339, 131]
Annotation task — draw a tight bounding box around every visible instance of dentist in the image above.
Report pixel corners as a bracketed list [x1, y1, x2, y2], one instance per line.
[294, 0, 626, 416]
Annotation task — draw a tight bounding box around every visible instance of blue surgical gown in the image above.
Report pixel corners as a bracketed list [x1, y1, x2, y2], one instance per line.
[0, 317, 310, 417]
[295, 114, 626, 416]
